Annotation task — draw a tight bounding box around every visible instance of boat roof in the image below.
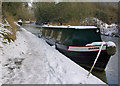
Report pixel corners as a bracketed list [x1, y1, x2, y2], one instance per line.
[18, 19, 22, 22]
[42, 25, 98, 29]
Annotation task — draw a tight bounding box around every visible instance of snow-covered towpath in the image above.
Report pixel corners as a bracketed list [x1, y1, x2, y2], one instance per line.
[1, 26, 106, 84]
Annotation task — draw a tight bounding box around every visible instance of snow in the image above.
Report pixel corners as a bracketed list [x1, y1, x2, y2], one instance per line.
[0, 21, 13, 47]
[0, 26, 11, 34]
[43, 25, 97, 29]
[81, 17, 119, 37]
[0, 26, 12, 47]
[86, 42, 106, 46]
[1, 25, 106, 84]
[86, 41, 116, 48]
[104, 28, 118, 36]
[93, 18, 118, 37]
[106, 41, 116, 47]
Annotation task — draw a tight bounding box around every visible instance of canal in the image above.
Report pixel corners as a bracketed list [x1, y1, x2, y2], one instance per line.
[101, 35, 119, 85]
[22, 24, 119, 85]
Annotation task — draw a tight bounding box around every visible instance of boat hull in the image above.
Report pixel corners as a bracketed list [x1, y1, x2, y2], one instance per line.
[18, 22, 22, 25]
[41, 26, 112, 71]
[55, 43, 111, 71]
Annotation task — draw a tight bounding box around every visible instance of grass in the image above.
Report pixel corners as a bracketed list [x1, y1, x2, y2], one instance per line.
[3, 12, 17, 41]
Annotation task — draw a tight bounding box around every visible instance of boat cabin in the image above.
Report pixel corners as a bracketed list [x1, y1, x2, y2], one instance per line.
[41, 25, 102, 46]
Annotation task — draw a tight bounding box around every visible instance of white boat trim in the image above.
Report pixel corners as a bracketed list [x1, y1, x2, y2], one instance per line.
[42, 25, 98, 29]
[68, 45, 106, 52]
[18, 19, 22, 23]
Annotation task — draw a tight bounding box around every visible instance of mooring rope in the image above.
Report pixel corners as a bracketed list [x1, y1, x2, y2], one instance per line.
[87, 42, 105, 78]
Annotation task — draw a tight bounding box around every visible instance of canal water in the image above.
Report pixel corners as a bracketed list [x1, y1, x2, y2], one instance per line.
[101, 35, 119, 85]
[22, 24, 119, 85]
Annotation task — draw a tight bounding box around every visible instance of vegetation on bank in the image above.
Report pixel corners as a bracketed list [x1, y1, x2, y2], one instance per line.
[2, 2, 34, 41]
[34, 2, 118, 25]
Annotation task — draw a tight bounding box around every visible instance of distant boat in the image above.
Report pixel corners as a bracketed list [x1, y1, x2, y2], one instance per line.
[24, 21, 30, 24]
[40, 25, 116, 71]
[18, 19, 22, 25]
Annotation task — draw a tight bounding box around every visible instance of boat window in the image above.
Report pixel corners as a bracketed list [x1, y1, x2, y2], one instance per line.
[56, 31, 62, 41]
[50, 30, 54, 38]
[42, 27, 102, 46]
[62, 29, 102, 46]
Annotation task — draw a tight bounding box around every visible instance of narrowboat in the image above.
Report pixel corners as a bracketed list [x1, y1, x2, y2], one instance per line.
[39, 25, 116, 71]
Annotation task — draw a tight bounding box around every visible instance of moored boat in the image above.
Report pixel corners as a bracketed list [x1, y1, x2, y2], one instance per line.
[18, 19, 22, 25]
[40, 25, 116, 71]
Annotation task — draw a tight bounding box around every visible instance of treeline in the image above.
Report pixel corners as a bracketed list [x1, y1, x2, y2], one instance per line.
[34, 2, 118, 25]
[2, 2, 35, 21]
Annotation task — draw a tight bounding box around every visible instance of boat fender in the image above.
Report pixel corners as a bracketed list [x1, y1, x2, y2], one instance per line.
[106, 41, 116, 56]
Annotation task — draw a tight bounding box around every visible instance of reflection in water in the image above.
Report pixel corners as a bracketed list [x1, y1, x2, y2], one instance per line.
[22, 24, 40, 36]
[22, 24, 119, 85]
